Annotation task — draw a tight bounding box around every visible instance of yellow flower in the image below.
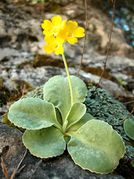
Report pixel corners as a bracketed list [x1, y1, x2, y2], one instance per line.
[41, 15, 85, 55]
[41, 16, 66, 37]
[44, 36, 64, 55]
[59, 20, 85, 44]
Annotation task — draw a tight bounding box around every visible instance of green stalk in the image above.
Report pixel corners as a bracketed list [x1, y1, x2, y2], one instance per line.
[62, 53, 74, 106]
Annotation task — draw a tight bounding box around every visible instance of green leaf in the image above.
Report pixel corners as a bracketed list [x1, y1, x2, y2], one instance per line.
[43, 75, 87, 121]
[66, 103, 86, 129]
[22, 127, 66, 158]
[8, 97, 59, 130]
[2, 113, 25, 132]
[68, 113, 94, 132]
[124, 118, 134, 140]
[67, 120, 125, 174]
[71, 76, 87, 103]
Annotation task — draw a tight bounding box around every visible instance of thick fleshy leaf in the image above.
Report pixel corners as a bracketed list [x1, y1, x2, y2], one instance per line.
[68, 120, 125, 174]
[8, 97, 58, 130]
[124, 118, 134, 140]
[22, 127, 66, 158]
[67, 113, 94, 132]
[43, 75, 87, 121]
[2, 113, 25, 132]
[66, 103, 86, 129]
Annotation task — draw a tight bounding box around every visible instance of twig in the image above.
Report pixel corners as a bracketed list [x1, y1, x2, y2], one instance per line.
[16, 164, 26, 174]
[77, 0, 88, 75]
[10, 149, 27, 179]
[98, 0, 116, 85]
[123, 100, 134, 104]
[1, 157, 9, 179]
[123, 101, 134, 114]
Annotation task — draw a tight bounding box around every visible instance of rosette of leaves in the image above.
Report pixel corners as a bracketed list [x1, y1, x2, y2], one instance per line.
[8, 75, 125, 174]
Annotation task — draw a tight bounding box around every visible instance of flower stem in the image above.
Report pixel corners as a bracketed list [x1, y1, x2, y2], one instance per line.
[62, 53, 74, 106]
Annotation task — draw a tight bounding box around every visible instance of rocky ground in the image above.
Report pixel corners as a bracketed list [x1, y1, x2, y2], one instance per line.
[0, 0, 134, 178]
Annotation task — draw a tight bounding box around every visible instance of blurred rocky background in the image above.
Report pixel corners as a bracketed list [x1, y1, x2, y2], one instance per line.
[0, 0, 134, 178]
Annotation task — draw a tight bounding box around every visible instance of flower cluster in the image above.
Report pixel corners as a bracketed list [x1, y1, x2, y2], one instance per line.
[41, 15, 85, 55]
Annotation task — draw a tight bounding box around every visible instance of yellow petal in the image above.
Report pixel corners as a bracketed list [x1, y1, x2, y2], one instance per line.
[52, 15, 62, 26]
[61, 20, 67, 27]
[44, 43, 56, 54]
[55, 45, 64, 55]
[74, 27, 85, 37]
[44, 45, 52, 54]
[67, 37, 78, 44]
[67, 21, 78, 30]
[43, 30, 53, 36]
[58, 28, 68, 40]
[44, 36, 57, 53]
[41, 20, 52, 30]
[56, 37, 65, 44]
[45, 36, 55, 43]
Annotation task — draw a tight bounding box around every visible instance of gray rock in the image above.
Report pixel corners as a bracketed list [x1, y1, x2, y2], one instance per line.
[0, 123, 25, 178]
